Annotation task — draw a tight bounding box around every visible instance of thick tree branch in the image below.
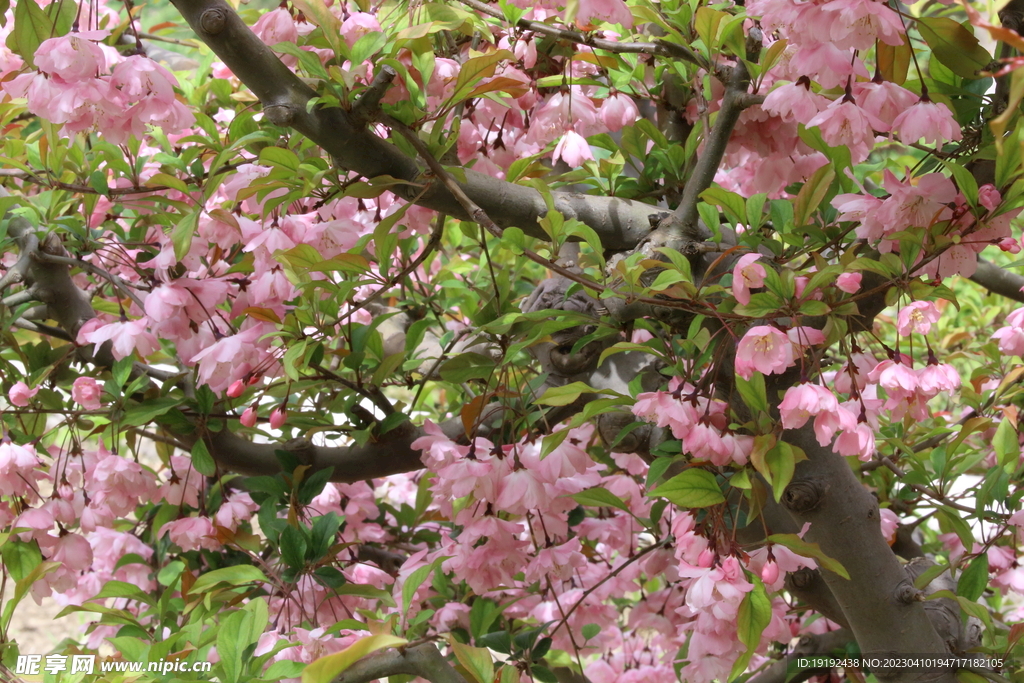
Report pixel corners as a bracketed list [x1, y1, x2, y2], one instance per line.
[331, 643, 468, 683]
[777, 424, 957, 683]
[969, 257, 1024, 303]
[746, 629, 852, 683]
[653, 61, 754, 245]
[168, 0, 663, 250]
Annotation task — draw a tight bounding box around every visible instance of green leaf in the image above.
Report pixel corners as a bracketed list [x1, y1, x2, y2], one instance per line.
[650, 468, 725, 508]
[170, 211, 200, 262]
[302, 634, 408, 683]
[191, 439, 216, 477]
[793, 163, 834, 227]
[88, 580, 155, 606]
[403, 559, 442, 616]
[941, 161, 979, 208]
[535, 381, 605, 407]
[936, 505, 975, 550]
[877, 32, 911, 85]
[571, 487, 631, 513]
[957, 554, 989, 602]
[2, 540, 41, 582]
[280, 524, 308, 570]
[734, 373, 768, 414]
[122, 397, 183, 427]
[912, 562, 950, 591]
[917, 17, 991, 80]
[438, 353, 495, 383]
[993, 419, 1019, 469]
[767, 533, 850, 579]
[450, 640, 494, 683]
[190, 565, 270, 594]
[450, 50, 514, 102]
[730, 576, 771, 680]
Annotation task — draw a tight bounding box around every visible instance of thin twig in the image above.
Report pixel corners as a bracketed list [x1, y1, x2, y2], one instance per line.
[549, 538, 668, 637]
[459, 0, 704, 67]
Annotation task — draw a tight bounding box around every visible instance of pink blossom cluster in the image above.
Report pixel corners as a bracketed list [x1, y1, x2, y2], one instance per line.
[632, 379, 753, 466]
[3, 33, 194, 144]
[407, 422, 797, 682]
[834, 174, 1020, 278]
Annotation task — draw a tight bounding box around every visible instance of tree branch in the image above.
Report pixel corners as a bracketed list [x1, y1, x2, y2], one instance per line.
[331, 643, 468, 683]
[168, 0, 664, 250]
[969, 257, 1024, 303]
[777, 424, 958, 683]
[653, 61, 754, 244]
[458, 0, 704, 67]
[746, 629, 852, 683]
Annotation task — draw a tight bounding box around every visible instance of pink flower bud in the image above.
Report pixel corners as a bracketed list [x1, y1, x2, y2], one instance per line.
[226, 380, 245, 398]
[269, 407, 286, 430]
[999, 237, 1021, 254]
[761, 560, 780, 584]
[8, 381, 39, 407]
[240, 407, 257, 428]
[836, 272, 862, 293]
[72, 377, 103, 410]
[697, 548, 715, 568]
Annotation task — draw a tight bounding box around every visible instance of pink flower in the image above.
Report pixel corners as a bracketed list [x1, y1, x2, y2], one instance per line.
[78, 318, 160, 360]
[820, 0, 905, 50]
[8, 381, 39, 407]
[34, 34, 110, 83]
[270, 407, 287, 430]
[762, 80, 829, 124]
[72, 377, 103, 410]
[806, 99, 884, 163]
[779, 383, 840, 430]
[576, 0, 634, 28]
[0, 441, 43, 497]
[552, 130, 594, 167]
[852, 80, 918, 131]
[599, 92, 640, 131]
[159, 517, 220, 552]
[734, 326, 796, 379]
[833, 421, 876, 461]
[896, 300, 940, 336]
[786, 326, 826, 349]
[340, 12, 382, 47]
[917, 363, 960, 398]
[879, 508, 899, 544]
[891, 99, 962, 146]
[979, 184, 1002, 212]
[732, 253, 766, 305]
[869, 359, 919, 402]
[836, 272, 862, 293]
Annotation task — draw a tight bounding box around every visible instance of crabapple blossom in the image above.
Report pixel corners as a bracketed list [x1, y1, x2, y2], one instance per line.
[8, 381, 38, 406]
[891, 98, 962, 146]
[735, 326, 796, 379]
[732, 253, 766, 305]
[896, 301, 941, 336]
[72, 377, 103, 410]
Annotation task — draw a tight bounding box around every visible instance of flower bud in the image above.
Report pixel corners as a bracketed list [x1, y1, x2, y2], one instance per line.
[761, 560, 780, 585]
[240, 407, 257, 428]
